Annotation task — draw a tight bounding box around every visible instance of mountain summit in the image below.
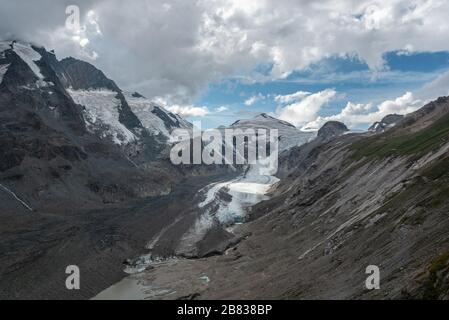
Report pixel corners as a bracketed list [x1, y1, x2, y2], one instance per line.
[317, 121, 349, 140]
[230, 113, 313, 151]
[0, 41, 191, 147]
[0, 40, 195, 211]
[368, 114, 404, 133]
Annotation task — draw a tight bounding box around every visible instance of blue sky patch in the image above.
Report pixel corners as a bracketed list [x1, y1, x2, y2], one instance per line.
[192, 51, 449, 129]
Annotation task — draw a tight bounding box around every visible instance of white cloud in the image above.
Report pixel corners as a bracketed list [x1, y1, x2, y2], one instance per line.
[416, 69, 449, 101]
[197, 0, 449, 79]
[50, 7, 103, 60]
[275, 91, 311, 104]
[215, 106, 229, 112]
[303, 91, 422, 130]
[154, 96, 210, 117]
[377, 92, 422, 115]
[276, 89, 337, 126]
[166, 105, 210, 117]
[2, 0, 449, 105]
[280, 66, 449, 131]
[297, 67, 449, 131]
[244, 93, 265, 106]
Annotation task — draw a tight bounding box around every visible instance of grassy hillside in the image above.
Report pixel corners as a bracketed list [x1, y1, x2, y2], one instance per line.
[350, 113, 449, 160]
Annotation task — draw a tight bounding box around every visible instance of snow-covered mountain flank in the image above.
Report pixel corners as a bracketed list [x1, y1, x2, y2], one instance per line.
[0, 40, 201, 211]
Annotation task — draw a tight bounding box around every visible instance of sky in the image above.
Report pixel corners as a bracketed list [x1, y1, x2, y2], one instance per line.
[1, 0, 449, 129]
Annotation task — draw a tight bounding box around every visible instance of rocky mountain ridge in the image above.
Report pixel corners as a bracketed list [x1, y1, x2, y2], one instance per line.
[106, 95, 449, 300]
[368, 114, 404, 133]
[317, 121, 349, 140]
[0, 41, 235, 300]
[0, 40, 200, 212]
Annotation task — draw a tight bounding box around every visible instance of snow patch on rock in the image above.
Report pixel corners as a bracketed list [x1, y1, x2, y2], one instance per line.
[0, 183, 33, 212]
[124, 93, 171, 138]
[0, 63, 10, 84]
[12, 42, 44, 79]
[124, 92, 191, 139]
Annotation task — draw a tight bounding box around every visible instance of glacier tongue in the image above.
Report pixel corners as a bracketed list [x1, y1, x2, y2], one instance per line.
[175, 161, 280, 256]
[176, 121, 312, 256]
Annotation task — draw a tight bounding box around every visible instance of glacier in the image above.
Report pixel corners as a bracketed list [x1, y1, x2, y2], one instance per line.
[67, 88, 137, 145]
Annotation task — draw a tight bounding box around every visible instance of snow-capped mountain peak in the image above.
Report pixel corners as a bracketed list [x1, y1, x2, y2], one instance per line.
[55, 55, 191, 145]
[10, 41, 44, 79]
[0, 40, 52, 88]
[2, 41, 192, 150]
[368, 114, 404, 133]
[230, 113, 314, 151]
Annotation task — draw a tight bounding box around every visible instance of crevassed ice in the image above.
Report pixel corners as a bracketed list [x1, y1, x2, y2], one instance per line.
[198, 180, 235, 208]
[176, 165, 278, 255]
[68, 88, 137, 145]
[124, 92, 171, 138]
[178, 130, 310, 253]
[124, 92, 191, 139]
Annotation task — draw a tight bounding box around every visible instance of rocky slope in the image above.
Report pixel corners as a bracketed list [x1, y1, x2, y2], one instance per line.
[368, 114, 404, 133]
[0, 40, 200, 212]
[317, 121, 349, 140]
[109, 96, 449, 300]
[2, 40, 448, 300]
[0, 41, 230, 300]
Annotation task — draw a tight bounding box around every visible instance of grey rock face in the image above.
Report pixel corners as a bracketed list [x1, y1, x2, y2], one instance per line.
[0, 40, 191, 210]
[368, 114, 404, 132]
[381, 114, 404, 125]
[0, 41, 234, 300]
[59, 57, 143, 131]
[58, 57, 118, 91]
[317, 121, 349, 140]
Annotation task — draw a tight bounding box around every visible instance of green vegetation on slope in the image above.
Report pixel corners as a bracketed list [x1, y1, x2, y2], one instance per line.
[423, 251, 449, 299]
[419, 156, 449, 208]
[350, 113, 449, 160]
